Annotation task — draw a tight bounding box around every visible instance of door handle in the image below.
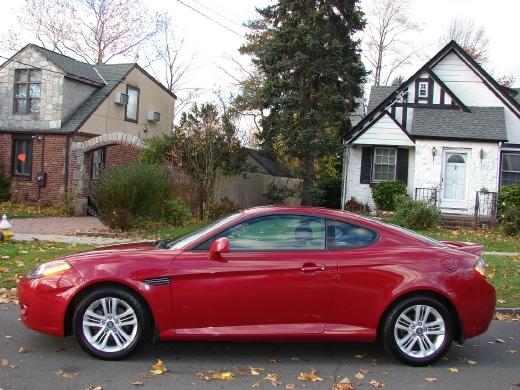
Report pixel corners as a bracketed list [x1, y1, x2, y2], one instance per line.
[300, 263, 326, 273]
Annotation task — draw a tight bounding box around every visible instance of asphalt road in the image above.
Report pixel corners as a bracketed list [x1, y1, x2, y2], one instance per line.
[0, 303, 519, 390]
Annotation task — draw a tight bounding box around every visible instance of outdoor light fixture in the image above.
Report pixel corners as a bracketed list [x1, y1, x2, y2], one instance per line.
[431, 146, 437, 161]
[479, 148, 485, 162]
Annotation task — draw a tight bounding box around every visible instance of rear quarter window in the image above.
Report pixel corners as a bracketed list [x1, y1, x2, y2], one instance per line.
[327, 220, 377, 249]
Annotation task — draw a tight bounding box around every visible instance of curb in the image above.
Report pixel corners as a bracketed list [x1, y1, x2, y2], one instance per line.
[495, 308, 520, 315]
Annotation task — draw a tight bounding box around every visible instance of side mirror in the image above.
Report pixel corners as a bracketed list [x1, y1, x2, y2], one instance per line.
[209, 237, 230, 260]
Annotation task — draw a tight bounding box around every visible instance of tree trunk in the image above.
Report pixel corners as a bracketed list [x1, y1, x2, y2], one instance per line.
[300, 154, 315, 206]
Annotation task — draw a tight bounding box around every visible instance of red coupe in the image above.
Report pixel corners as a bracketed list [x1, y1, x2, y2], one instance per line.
[18, 206, 495, 365]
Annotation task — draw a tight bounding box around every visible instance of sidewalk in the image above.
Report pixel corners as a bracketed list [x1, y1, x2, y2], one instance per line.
[10, 216, 131, 245]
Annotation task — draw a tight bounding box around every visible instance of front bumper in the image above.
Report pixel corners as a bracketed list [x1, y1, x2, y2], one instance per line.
[17, 268, 83, 337]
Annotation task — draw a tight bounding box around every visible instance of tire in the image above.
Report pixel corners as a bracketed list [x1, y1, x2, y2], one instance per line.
[382, 295, 453, 366]
[72, 287, 149, 360]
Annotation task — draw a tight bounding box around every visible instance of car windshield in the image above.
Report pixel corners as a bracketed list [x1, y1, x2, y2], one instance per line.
[165, 212, 243, 250]
[353, 214, 446, 248]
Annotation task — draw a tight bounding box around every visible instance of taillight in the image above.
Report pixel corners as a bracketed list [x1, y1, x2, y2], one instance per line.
[474, 258, 487, 278]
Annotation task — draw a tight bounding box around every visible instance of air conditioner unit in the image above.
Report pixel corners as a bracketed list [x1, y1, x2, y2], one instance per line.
[147, 111, 161, 122]
[114, 92, 129, 105]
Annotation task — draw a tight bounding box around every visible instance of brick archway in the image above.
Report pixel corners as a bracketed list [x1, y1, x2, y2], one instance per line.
[69, 133, 144, 214]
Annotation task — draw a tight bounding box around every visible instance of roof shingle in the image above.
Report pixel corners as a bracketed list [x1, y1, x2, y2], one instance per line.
[367, 85, 396, 112]
[410, 106, 507, 141]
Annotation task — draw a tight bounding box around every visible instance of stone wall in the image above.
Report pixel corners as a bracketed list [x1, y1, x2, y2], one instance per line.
[0, 47, 64, 129]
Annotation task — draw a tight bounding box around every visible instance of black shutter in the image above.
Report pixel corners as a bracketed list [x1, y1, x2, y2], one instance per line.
[396, 148, 409, 184]
[360, 147, 373, 184]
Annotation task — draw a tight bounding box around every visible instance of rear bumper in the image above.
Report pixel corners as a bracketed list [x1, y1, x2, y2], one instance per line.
[17, 269, 82, 337]
[458, 276, 496, 340]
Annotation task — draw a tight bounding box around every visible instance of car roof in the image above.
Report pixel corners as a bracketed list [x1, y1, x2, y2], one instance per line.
[242, 206, 371, 224]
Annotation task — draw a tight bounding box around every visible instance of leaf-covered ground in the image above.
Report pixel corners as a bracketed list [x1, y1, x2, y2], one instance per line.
[483, 255, 520, 307]
[0, 201, 71, 218]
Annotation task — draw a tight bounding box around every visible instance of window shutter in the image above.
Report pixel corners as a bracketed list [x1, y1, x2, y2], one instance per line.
[360, 147, 373, 184]
[396, 148, 409, 184]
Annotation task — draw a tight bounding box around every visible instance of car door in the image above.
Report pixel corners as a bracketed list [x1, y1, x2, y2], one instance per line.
[171, 214, 338, 338]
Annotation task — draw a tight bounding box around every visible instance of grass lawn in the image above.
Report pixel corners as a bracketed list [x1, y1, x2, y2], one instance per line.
[414, 227, 520, 253]
[0, 241, 93, 288]
[483, 255, 520, 307]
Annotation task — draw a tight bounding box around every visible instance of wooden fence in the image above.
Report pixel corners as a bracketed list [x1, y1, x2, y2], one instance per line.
[213, 172, 302, 208]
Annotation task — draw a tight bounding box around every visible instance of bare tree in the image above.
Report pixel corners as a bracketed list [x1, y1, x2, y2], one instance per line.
[497, 74, 516, 88]
[363, 0, 420, 86]
[4, 0, 164, 64]
[439, 18, 489, 65]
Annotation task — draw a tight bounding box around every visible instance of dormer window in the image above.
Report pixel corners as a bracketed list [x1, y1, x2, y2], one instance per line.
[14, 69, 41, 114]
[418, 81, 428, 98]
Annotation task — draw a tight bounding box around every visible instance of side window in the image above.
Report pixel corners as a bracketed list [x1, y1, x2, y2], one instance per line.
[196, 215, 326, 251]
[327, 220, 377, 249]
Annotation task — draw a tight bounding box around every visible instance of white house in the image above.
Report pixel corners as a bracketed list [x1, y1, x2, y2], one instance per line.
[341, 40, 520, 217]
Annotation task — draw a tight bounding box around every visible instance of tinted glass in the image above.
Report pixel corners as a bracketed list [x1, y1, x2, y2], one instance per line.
[197, 215, 326, 251]
[326, 220, 377, 249]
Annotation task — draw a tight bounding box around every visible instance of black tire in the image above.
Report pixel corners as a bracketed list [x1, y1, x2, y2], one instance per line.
[382, 295, 453, 366]
[72, 287, 149, 360]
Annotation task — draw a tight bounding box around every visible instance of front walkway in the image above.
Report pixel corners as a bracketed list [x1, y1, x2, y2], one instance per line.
[10, 216, 130, 244]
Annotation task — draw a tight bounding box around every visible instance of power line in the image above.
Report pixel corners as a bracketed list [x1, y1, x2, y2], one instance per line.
[174, 0, 244, 38]
[187, 0, 244, 29]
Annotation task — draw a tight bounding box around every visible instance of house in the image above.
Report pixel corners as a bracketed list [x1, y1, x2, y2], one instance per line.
[0, 44, 176, 213]
[341, 40, 520, 218]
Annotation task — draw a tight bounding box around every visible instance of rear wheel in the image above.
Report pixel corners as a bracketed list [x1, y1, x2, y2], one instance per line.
[73, 287, 149, 360]
[382, 295, 453, 366]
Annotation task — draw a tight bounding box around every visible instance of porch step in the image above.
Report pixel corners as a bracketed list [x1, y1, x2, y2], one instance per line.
[440, 213, 477, 228]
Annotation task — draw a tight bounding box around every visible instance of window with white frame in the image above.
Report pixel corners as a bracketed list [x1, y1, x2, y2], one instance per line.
[418, 81, 428, 98]
[372, 147, 397, 181]
[501, 153, 520, 186]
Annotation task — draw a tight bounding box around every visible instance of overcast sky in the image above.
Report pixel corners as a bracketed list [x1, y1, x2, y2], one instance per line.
[1, 0, 519, 103]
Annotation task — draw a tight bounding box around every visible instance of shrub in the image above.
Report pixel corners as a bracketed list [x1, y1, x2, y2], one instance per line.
[498, 185, 520, 215]
[211, 197, 238, 220]
[160, 198, 192, 226]
[371, 181, 407, 211]
[501, 204, 520, 235]
[263, 182, 297, 205]
[311, 176, 342, 208]
[91, 163, 169, 229]
[344, 197, 370, 214]
[393, 195, 440, 230]
[139, 135, 173, 165]
[0, 169, 10, 201]
[103, 208, 134, 231]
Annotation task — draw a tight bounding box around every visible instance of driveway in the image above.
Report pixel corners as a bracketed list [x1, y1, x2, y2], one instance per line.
[0, 303, 518, 390]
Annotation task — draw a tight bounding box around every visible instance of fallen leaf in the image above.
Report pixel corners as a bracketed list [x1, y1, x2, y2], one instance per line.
[268, 358, 281, 363]
[84, 386, 102, 390]
[55, 369, 78, 379]
[291, 357, 299, 361]
[467, 360, 477, 365]
[369, 379, 385, 388]
[1, 359, 8, 366]
[250, 367, 266, 376]
[297, 369, 324, 382]
[252, 382, 261, 388]
[507, 350, 517, 354]
[265, 373, 280, 386]
[355, 372, 365, 380]
[150, 358, 167, 375]
[446, 367, 458, 373]
[285, 384, 295, 390]
[210, 371, 235, 381]
[425, 377, 437, 382]
[495, 338, 506, 343]
[333, 377, 357, 390]
[354, 354, 364, 359]
[18, 347, 27, 353]
[131, 380, 144, 386]
[497, 299, 506, 304]
[196, 372, 210, 381]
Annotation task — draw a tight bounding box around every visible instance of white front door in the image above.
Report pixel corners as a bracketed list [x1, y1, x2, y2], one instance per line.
[442, 151, 468, 209]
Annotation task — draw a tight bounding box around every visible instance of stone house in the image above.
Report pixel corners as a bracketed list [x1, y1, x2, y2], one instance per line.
[341, 40, 520, 219]
[0, 44, 176, 213]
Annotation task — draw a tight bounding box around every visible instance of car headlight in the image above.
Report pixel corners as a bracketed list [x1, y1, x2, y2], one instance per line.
[474, 258, 487, 278]
[28, 260, 72, 278]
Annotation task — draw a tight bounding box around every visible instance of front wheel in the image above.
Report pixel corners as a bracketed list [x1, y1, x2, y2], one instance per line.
[382, 295, 453, 366]
[73, 287, 149, 360]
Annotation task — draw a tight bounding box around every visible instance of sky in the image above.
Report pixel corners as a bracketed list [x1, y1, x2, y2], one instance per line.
[1, 0, 519, 105]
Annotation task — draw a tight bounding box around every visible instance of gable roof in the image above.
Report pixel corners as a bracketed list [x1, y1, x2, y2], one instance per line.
[411, 106, 507, 141]
[346, 40, 520, 143]
[30, 44, 105, 85]
[367, 86, 396, 112]
[60, 63, 135, 133]
[245, 149, 293, 177]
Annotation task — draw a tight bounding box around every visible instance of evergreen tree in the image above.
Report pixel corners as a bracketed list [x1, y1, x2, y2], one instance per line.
[241, 0, 366, 204]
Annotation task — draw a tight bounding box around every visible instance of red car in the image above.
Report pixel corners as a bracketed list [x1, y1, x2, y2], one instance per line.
[18, 206, 495, 365]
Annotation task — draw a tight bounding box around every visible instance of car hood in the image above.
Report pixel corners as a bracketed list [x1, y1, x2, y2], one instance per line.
[59, 241, 180, 265]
